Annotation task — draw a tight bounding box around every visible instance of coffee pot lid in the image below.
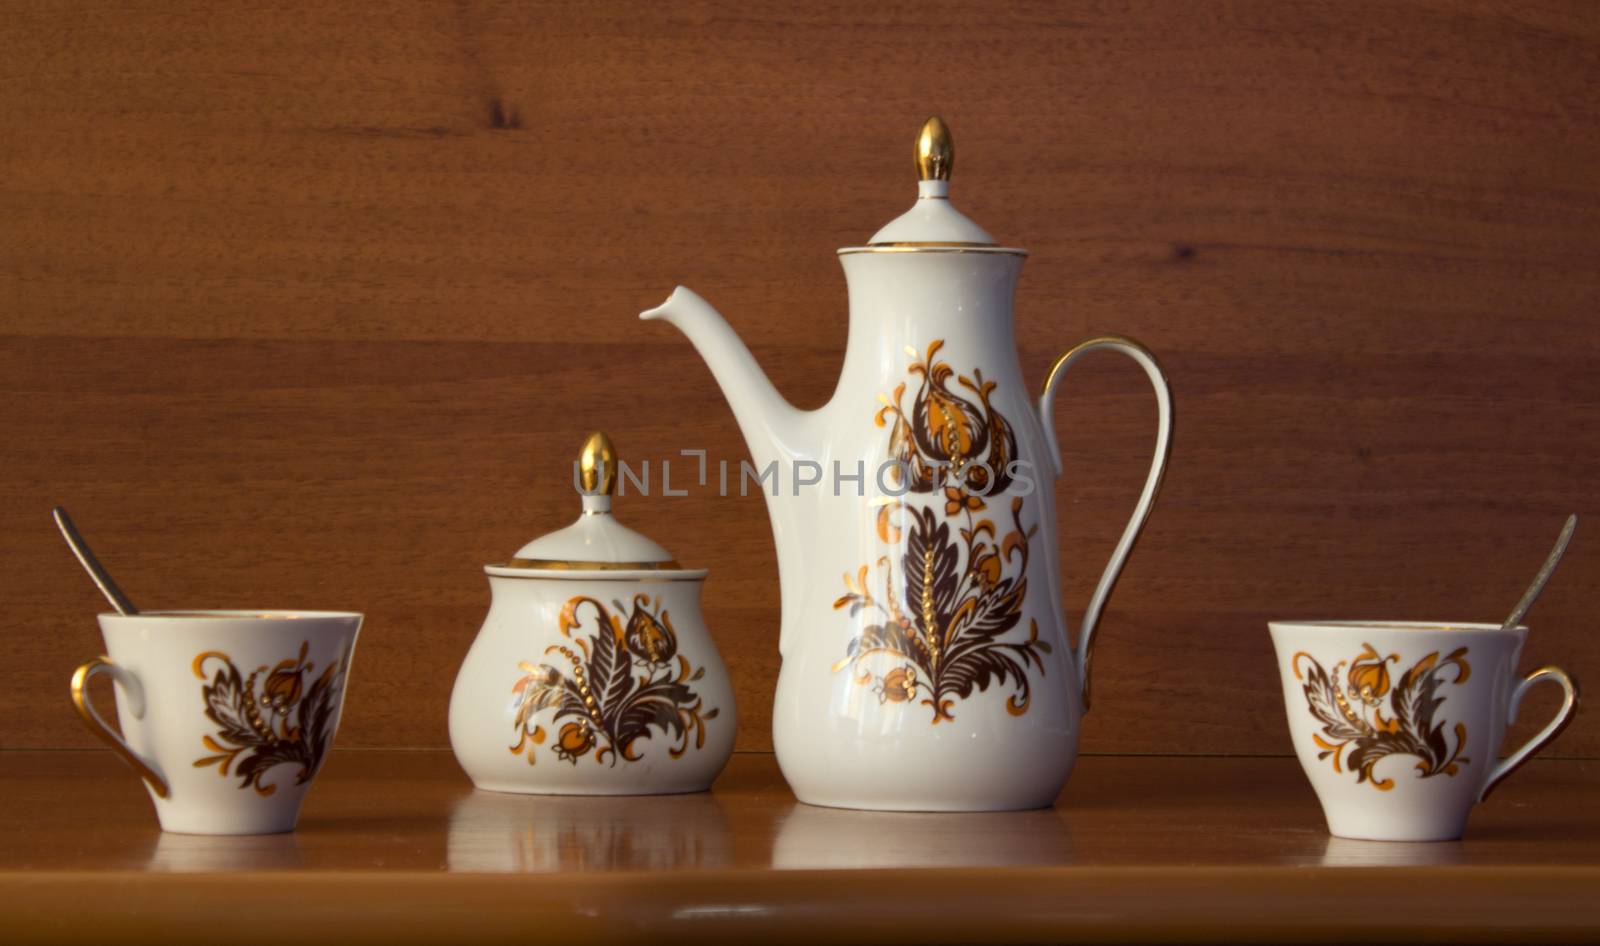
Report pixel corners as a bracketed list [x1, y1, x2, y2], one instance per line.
[501, 432, 679, 570]
[865, 116, 999, 247]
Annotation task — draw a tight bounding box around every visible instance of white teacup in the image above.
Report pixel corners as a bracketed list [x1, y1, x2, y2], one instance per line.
[1269, 621, 1578, 841]
[71, 610, 362, 835]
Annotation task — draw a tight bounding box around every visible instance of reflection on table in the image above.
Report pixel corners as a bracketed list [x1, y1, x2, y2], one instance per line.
[1318, 836, 1466, 867]
[772, 802, 1073, 869]
[446, 789, 733, 872]
[147, 831, 304, 872]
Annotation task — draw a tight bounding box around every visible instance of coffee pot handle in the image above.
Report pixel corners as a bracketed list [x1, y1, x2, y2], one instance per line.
[70, 656, 169, 798]
[1037, 335, 1173, 711]
[1477, 665, 1579, 802]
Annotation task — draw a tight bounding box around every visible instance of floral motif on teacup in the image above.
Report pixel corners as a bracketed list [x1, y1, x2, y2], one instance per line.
[191, 641, 345, 796]
[1292, 644, 1471, 791]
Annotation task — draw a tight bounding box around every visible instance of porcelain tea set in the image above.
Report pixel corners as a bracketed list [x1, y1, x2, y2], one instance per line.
[62, 118, 1579, 840]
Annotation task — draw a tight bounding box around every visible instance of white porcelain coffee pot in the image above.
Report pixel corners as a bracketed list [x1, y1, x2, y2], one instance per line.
[642, 118, 1172, 811]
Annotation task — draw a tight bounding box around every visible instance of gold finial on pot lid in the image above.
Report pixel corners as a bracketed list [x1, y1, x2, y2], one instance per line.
[501, 431, 680, 571]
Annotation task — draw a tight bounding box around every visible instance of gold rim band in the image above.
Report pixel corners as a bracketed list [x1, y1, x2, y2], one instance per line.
[869, 241, 997, 247]
[838, 245, 1028, 256]
[502, 558, 684, 571]
[489, 569, 704, 583]
[70, 657, 169, 799]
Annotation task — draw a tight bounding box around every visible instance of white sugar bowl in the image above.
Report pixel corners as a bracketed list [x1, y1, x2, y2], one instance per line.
[449, 432, 736, 794]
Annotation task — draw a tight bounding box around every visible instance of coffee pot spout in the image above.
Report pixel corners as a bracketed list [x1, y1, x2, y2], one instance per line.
[640, 286, 807, 477]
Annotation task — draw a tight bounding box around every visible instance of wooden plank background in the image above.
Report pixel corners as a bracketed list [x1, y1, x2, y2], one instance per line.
[2, 1, 1597, 758]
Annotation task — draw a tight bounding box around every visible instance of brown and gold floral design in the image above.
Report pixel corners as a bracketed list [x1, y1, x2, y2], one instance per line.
[878, 340, 1019, 497]
[509, 594, 717, 766]
[1293, 644, 1472, 791]
[192, 641, 345, 796]
[834, 339, 1049, 724]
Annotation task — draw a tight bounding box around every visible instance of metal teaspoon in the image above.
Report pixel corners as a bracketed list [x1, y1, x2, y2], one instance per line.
[1502, 514, 1577, 630]
[52, 506, 138, 615]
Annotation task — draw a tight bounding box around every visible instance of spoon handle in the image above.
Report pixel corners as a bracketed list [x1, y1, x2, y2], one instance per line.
[1502, 514, 1577, 630]
[52, 506, 138, 615]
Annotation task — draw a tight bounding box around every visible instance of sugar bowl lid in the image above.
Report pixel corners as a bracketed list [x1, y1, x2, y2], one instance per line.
[487, 432, 704, 579]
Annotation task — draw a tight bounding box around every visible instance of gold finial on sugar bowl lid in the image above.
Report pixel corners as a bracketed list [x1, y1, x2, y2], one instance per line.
[578, 430, 617, 496]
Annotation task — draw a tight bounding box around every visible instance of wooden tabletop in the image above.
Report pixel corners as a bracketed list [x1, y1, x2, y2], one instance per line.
[2, 750, 1597, 944]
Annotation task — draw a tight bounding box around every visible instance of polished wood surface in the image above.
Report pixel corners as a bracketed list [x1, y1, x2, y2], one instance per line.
[1, 750, 1598, 944]
[3, 2, 1598, 757]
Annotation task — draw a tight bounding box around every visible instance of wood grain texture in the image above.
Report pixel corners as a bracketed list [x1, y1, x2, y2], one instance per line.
[2, 1, 1598, 756]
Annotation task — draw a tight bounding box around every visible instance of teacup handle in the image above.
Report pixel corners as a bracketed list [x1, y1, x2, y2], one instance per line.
[70, 657, 169, 798]
[1478, 665, 1579, 802]
[1037, 335, 1173, 711]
